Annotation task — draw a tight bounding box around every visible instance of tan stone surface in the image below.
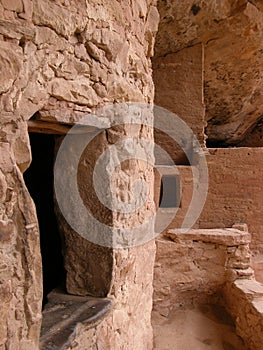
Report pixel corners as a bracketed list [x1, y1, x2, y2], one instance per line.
[64, 242, 156, 350]
[199, 148, 263, 253]
[153, 43, 205, 160]
[166, 228, 251, 246]
[154, 165, 197, 232]
[57, 217, 114, 298]
[0, 0, 158, 126]
[154, 0, 263, 145]
[0, 143, 42, 350]
[224, 279, 263, 350]
[252, 254, 263, 283]
[2, 0, 263, 349]
[154, 149, 263, 253]
[0, 0, 159, 348]
[153, 228, 252, 317]
[0, 41, 22, 94]
[53, 109, 156, 348]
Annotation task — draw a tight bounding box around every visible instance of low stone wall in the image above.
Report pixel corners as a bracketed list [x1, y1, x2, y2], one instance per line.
[153, 227, 252, 315]
[224, 279, 263, 350]
[154, 227, 263, 348]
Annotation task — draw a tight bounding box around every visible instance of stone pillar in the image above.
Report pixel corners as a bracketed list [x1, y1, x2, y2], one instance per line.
[63, 242, 156, 350]
[55, 105, 156, 349]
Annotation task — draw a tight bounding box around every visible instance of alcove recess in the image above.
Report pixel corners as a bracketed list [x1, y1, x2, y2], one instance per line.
[24, 115, 113, 349]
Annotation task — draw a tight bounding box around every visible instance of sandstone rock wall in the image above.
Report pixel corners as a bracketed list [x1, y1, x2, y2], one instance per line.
[0, 0, 158, 172]
[0, 0, 159, 348]
[154, 165, 195, 231]
[153, 43, 206, 163]
[154, 0, 263, 146]
[153, 227, 263, 349]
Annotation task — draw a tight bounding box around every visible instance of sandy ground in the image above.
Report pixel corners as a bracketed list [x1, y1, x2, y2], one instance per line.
[152, 304, 247, 350]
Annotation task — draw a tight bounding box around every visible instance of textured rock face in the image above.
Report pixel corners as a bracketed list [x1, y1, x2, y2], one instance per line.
[154, 0, 263, 145]
[153, 43, 205, 165]
[0, 0, 158, 128]
[199, 148, 263, 253]
[57, 215, 114, 298]
[64, 242, 156, 350]
[155, 149, 263, 253]
[0, 1, 158, 348]
[0, 143, 42, 350]
[224, 279, 263, 350]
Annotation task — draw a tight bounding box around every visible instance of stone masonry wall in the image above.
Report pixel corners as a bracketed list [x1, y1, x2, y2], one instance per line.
[199, 148, 263, 253]
[224, 279, 263, 350]
[153, 227, 263, 349]
[0, 1, 159, 348]
[153, 228, 252, 317]
[154, 148, 263, 253]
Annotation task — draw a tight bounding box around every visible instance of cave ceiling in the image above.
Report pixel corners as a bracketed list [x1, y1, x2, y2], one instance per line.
[154, 0, 263, 146]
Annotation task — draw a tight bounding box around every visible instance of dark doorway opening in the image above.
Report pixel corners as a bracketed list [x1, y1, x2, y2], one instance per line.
[159, 175, 180, 208]
[24, 133, 65, 307]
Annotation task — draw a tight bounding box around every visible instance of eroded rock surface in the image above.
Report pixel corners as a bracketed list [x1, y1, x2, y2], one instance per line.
[0, 142, 42, 350]
[0, 0, 158, 348]
[154, 0, 263, 145]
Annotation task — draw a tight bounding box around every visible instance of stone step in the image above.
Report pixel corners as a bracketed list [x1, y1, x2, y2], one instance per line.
[40, 289, 112, 350]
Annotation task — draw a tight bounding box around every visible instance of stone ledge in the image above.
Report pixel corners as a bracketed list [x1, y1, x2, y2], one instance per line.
[252, 299, 263, 315]
[166, 228, 251, 246]
[40, 290, 112, 350]
[233, 279, 263, 300]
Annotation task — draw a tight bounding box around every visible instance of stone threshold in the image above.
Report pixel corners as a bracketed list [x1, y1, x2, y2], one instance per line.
[40, 289, 112, 350]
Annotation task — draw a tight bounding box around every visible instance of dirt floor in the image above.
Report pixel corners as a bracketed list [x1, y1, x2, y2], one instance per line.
[152, 303, 247, 350]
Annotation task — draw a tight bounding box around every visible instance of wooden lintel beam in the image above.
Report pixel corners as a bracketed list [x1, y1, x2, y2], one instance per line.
[27, 120, 98, 135]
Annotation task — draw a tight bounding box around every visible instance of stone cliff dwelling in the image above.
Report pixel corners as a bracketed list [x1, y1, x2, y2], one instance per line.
[0, 0, 263, 349]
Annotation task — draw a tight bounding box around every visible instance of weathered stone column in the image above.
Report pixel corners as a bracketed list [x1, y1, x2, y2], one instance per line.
[54, 105, 156, 349]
